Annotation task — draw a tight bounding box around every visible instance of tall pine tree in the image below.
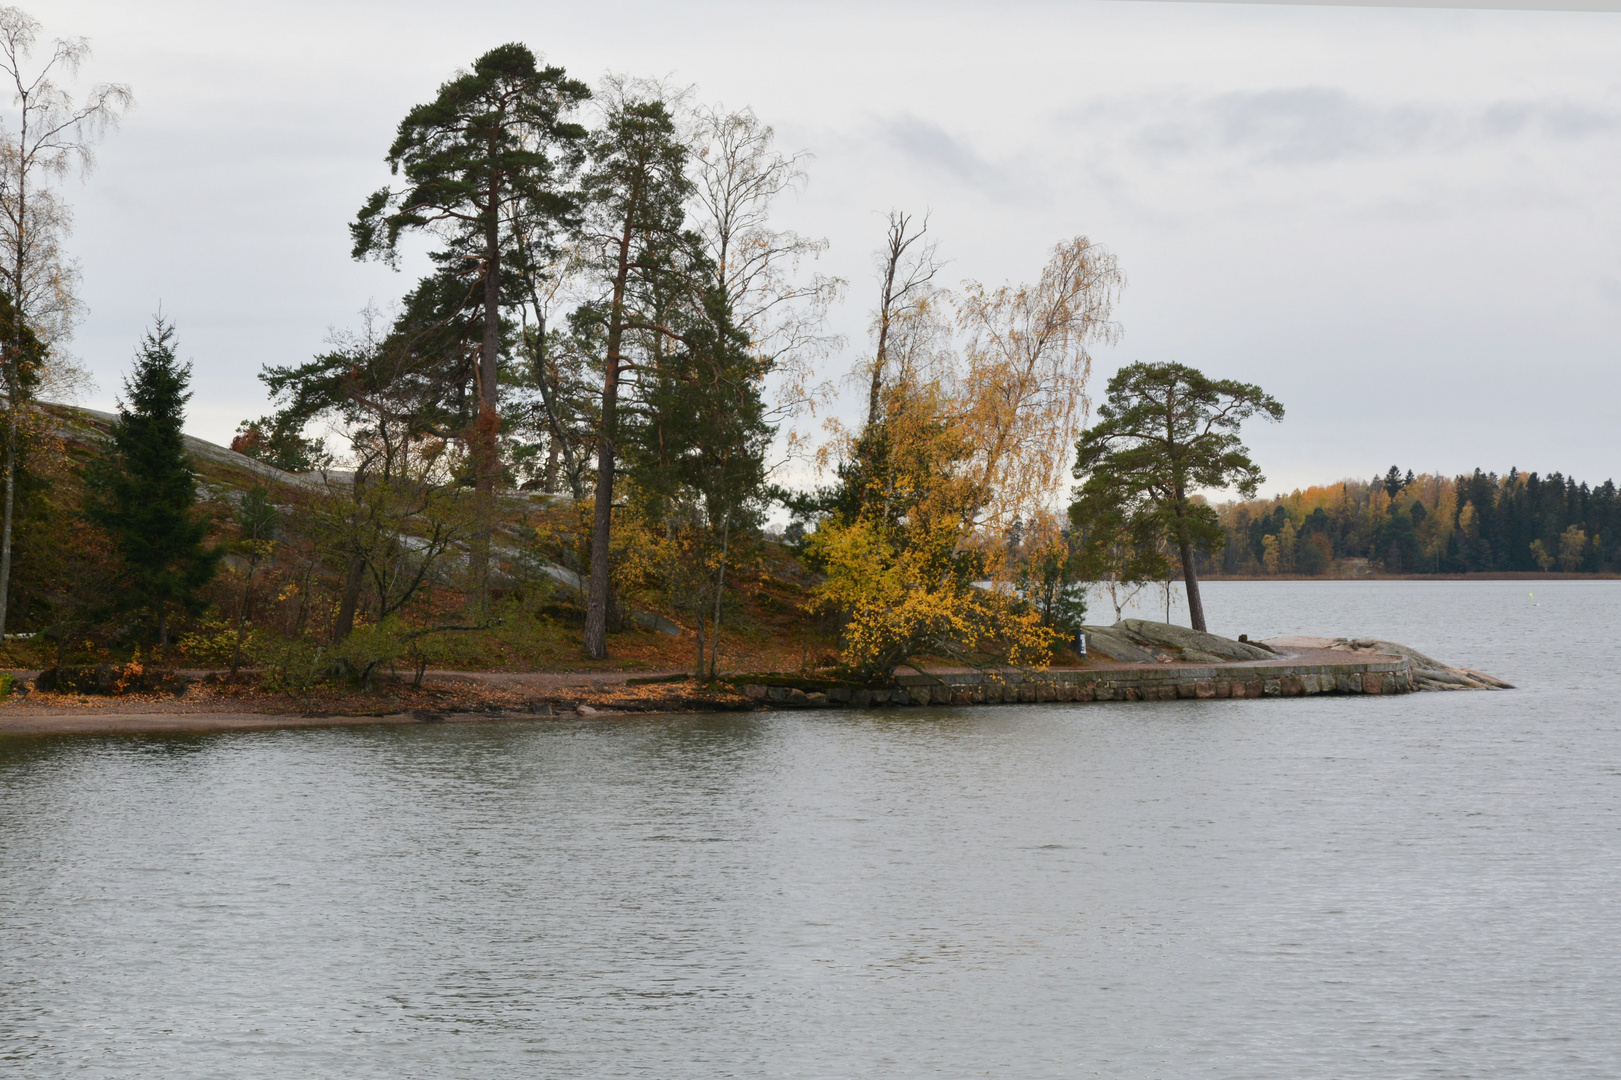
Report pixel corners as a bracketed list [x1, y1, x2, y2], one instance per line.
[89, 317, 218, 644]
[351, 45, 590, 611]
[577, 85, 693, 659]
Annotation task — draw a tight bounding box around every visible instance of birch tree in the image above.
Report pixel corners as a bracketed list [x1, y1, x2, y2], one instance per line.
[957, 237, 1122, 537]
[689, 105, 841, 418]
[809, 227, 1125, 676]
[0, 5, 130, 638]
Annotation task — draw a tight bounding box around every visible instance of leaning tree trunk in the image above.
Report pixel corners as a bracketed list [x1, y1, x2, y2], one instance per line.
[1178, 537, 1207, 632]
[1169, 486, 1209, 632]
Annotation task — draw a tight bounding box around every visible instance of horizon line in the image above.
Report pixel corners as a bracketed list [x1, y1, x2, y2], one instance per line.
[1120, 0, 1621, 11]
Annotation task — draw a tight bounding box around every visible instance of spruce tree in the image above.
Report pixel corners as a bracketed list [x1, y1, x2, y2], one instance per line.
[89, 317, 219, 644]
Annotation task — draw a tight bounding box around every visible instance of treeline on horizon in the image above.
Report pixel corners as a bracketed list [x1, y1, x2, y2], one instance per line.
[1206, 466, 1620, 577]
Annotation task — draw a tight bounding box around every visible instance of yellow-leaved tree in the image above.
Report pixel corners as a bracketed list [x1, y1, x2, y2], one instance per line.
[805, 219, 1122, 680]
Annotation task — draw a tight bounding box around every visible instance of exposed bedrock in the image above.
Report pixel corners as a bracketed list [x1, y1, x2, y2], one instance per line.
[1117, 619, 1278, 661]
[1083, 620, 1511, 691]
[1264, 635, 1514, 691]
[1083, 620, 1275, 664]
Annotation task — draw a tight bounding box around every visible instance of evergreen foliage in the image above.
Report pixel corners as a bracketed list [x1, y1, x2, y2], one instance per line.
[576, 86, 697, 658]
[0, 288, 44, 402]
[620, 282, 774, 678]
[231, 413, 326, 472]
[258, 281, 480, 481]
[351, 44, 591, 609]
[87, 317, 219, 642]
[1015, 527, 1089, 638]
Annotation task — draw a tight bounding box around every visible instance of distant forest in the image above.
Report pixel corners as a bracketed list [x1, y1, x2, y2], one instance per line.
[1205, 467, 1619, 576]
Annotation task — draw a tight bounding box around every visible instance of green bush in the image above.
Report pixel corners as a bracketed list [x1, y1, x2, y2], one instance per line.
[329, 623, 411, 689]
[176, 619, 238, 666]
[248, 635, 330, 695]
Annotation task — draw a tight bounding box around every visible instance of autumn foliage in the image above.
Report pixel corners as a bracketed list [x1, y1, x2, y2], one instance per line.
[803, 232, 1122, 677]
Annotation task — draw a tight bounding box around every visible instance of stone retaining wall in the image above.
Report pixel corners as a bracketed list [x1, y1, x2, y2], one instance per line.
[744, 657, 1413, 708]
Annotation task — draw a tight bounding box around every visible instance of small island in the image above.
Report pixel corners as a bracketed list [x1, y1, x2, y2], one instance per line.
[0, 35, 1518, 738]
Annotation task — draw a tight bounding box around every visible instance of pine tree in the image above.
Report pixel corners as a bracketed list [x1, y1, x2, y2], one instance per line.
[88, 317, 218, 644]
[351, 45, 590, 611]
[576, 84, 694, 659]
[1072, 362, 1283, 633]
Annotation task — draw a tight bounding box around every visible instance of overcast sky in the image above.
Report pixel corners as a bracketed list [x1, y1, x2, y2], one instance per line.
[27, 0, 1621, 496]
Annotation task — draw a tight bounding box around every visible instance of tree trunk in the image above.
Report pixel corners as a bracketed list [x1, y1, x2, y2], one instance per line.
[584, 381, 617, 659]
[0, 403, 15, 640]
[1178, 538, 1207, 632]
[158, 609, 169, 648]
[333, 553, 365, 642]
[707, 518, 730, 682]
[231, 564, 253, 679]
[541, 439, 559, 493]
[470, 181, 503, 618]
[693, 604, 705, 683]
[527, 311, 580, 499]
[1, 155, 26, 643]
[867, 328, 887, 430]
[1169, 480, 1207, 631]
[584, 205, 637, 660]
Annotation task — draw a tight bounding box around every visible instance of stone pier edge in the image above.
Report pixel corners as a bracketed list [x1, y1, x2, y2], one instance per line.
[748, 657, 1413, 708]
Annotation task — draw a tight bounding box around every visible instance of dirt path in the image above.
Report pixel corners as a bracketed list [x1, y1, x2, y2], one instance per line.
[0, 710, 498, 737]
[0, 668, 708, 738]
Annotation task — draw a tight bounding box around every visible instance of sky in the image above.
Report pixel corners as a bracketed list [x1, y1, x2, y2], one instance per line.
[23, 0, 1621, 497]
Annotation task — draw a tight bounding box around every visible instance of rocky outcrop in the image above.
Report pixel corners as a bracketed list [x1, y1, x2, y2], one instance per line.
[1082, 620, 1512, 693]
[1079, 626, 1163, 664]
[1263, 635, 1512, 690]
[1116, 619, 1277, 661]
[1083, 619, 1274, 664]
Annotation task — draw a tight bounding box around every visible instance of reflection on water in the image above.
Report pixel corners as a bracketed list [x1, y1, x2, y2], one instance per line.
[2, 582, 1618, 1078]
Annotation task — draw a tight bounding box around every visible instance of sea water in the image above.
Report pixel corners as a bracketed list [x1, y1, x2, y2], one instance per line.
[1, 580, 1617, 1078]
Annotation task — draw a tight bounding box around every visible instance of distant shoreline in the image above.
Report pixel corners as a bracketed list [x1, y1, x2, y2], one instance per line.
[1200, 572, 1620, 582]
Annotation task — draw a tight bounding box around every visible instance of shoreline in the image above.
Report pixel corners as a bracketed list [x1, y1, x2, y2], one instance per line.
[0, 647, 1422, 739]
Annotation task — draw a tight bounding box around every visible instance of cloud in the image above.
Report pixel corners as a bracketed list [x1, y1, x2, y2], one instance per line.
[873, 114, 1010, 194]
[1123, 88, 1621, 165]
